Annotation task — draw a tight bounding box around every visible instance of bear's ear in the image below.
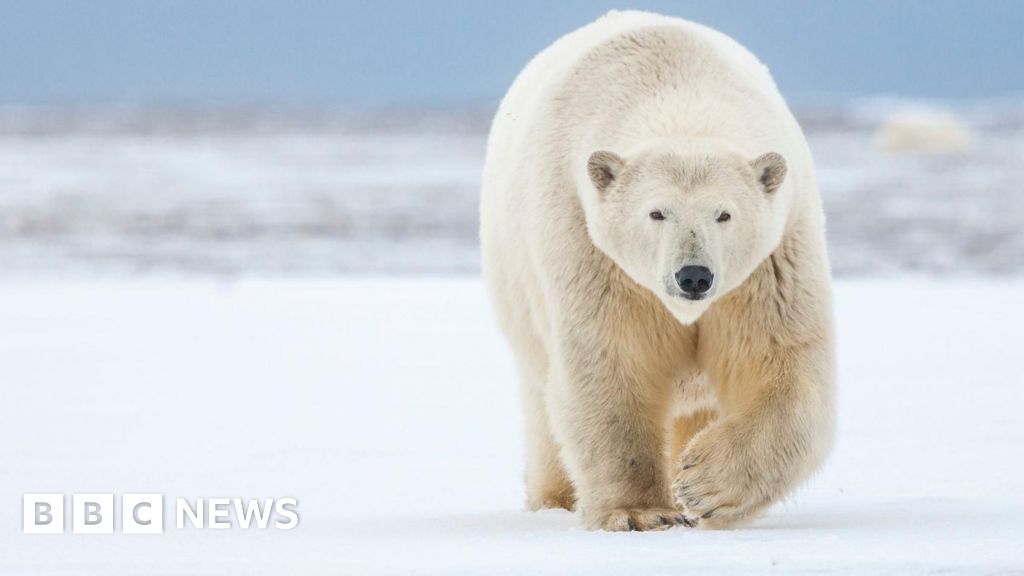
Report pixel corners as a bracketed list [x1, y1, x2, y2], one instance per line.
[587, 150, 625, 195]
[751, 152, 787, 194]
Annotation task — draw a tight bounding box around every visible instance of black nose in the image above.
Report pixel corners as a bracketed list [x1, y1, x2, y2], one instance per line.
[675, 265, 714, 296]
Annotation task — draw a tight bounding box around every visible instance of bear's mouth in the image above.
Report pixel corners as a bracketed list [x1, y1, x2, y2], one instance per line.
[679, 293, 707, 302]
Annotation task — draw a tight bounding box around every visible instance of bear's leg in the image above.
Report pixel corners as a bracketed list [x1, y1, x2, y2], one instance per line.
[667, 410, 716, 478]
[547, 330, 689, 531]
[521, 381, 576, 511]
[673, 346, 834, 528]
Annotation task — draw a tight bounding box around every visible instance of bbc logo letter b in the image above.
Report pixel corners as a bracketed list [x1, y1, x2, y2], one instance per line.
[23, 494, 64, 534]
[72, 493, 114, 534]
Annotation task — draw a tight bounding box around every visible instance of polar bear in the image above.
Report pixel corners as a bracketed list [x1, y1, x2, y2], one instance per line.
[480, 11, 835, 531]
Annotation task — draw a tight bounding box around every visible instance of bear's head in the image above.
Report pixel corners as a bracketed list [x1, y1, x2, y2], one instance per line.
[584, 139, 788, 324]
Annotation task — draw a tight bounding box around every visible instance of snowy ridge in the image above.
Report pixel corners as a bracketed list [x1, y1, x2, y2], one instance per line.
[0, 101, 1022, 276]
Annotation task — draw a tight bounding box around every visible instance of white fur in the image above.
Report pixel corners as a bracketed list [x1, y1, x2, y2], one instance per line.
[481, 11, 835, 531]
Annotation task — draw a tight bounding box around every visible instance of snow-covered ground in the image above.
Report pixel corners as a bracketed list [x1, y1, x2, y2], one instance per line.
[2, 277, 1022, 575]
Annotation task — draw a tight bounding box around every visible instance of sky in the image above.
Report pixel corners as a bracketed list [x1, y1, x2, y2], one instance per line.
[1, 0, 1022, 106]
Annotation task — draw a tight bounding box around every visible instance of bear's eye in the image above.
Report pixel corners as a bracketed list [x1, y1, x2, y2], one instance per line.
[716, 211, 731, 223]
[649, 210, 666, 221]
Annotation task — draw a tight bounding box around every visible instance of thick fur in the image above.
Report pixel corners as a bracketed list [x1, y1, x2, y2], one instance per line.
[480, 11, 835, 531]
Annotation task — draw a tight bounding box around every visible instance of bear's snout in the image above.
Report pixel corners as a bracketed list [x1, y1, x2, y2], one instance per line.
[675, 265, 714, 298]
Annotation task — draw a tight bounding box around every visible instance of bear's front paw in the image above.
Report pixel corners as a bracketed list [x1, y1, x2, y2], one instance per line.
[672, 424, 773, 528]
[582, 507, 693, 532]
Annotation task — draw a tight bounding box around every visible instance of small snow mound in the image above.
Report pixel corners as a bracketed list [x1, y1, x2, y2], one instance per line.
[875, 107, 975, 154]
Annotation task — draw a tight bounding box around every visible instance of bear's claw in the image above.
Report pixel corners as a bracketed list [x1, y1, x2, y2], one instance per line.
[586, 507, 693, 532]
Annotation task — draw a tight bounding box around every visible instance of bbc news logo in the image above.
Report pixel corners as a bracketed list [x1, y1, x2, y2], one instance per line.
[23, 494, 299, 534]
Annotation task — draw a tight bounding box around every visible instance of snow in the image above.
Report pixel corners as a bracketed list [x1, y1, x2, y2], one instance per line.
[875, 106, 975, 153]
[1, 277, 1022, 574]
